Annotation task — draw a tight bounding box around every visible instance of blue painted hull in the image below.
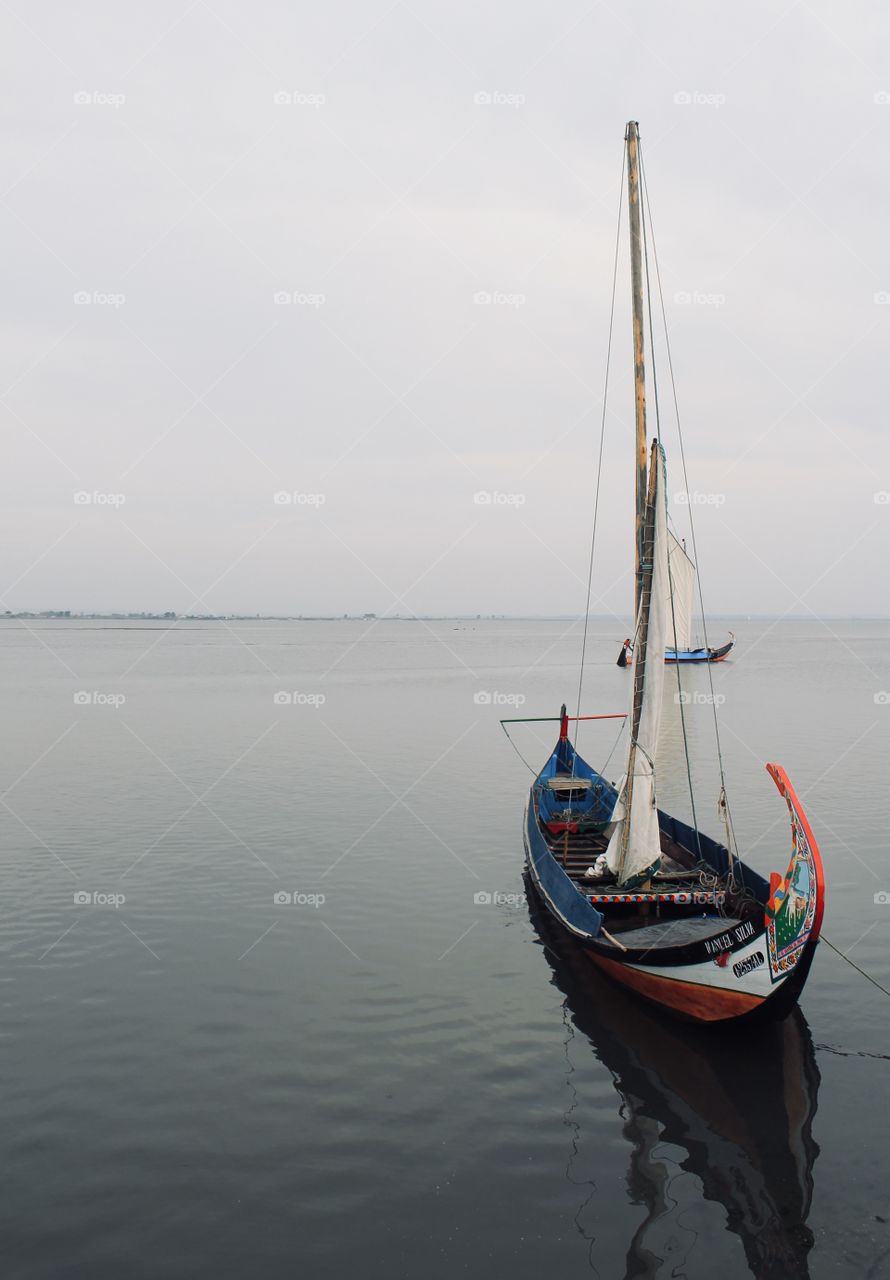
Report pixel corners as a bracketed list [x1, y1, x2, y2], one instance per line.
[665, 637, 734, 663]
[524, 798, 606, 940]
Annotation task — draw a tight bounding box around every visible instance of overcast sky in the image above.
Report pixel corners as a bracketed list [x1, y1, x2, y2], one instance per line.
[2, 0, 889, 618]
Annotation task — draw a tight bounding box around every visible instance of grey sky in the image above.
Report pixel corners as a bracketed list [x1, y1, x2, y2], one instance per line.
[2, 1, 889, 618]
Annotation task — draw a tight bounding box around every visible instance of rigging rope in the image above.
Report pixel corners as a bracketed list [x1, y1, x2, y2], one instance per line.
[638, 140, 739, 876]
[499, 720, 541, 775]
[572, 145, 626, 764]
[637, 136, 704, 864]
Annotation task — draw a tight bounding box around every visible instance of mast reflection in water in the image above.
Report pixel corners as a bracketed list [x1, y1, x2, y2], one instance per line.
[525, 875, 821, 1279]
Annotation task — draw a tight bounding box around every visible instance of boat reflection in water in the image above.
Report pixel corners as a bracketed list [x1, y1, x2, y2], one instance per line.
[525, 876, 821, 1279]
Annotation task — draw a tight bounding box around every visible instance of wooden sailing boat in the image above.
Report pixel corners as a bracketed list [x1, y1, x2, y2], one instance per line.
[508, 122, 824, 1024]
[527, 882, 820, 1277]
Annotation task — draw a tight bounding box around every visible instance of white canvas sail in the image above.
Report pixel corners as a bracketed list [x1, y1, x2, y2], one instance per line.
[665, 533, 696, 650]
[607, 447, 670, 885]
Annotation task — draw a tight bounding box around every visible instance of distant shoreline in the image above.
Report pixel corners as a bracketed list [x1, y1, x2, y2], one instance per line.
[1, 613, 886, 624]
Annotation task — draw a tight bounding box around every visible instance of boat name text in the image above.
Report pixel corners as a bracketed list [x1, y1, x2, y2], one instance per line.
[704, 919, 755, 956]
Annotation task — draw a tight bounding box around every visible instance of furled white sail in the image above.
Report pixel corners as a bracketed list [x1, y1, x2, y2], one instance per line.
[665, 533, 696, 650]
[607, 447, 670, 886]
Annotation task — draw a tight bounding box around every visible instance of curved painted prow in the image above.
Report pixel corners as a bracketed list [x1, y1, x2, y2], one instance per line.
[763, 764, 825, 982]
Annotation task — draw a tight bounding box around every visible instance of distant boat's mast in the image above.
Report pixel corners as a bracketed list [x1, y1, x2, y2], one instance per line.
[625, 120, 648, 622]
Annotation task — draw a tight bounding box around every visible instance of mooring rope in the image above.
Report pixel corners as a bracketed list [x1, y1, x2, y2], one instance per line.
[822, 935, 890, 1002]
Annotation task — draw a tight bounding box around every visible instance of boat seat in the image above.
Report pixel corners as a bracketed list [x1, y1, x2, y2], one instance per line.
[602, 915, 744, 948]
[545, 776, 595, 803]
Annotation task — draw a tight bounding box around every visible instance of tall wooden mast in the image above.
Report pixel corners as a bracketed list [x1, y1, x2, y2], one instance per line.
[626, 121, 648, 621]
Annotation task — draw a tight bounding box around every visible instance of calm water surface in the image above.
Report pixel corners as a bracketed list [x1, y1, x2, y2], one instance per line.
[0, 618, 888, 1278]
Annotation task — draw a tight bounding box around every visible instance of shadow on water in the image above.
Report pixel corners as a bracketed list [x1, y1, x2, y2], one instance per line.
[524, 873, 821, 1280]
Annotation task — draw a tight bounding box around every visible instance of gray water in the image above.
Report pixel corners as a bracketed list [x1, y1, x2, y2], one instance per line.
[1, 618, 888, 1279]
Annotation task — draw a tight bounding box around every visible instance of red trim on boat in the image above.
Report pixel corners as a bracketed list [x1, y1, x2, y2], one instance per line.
[765, 763, 826, 944]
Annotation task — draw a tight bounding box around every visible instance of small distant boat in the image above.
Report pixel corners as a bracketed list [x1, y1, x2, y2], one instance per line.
[506, 122, 824, 1024]
[617, 532, 735, 665]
